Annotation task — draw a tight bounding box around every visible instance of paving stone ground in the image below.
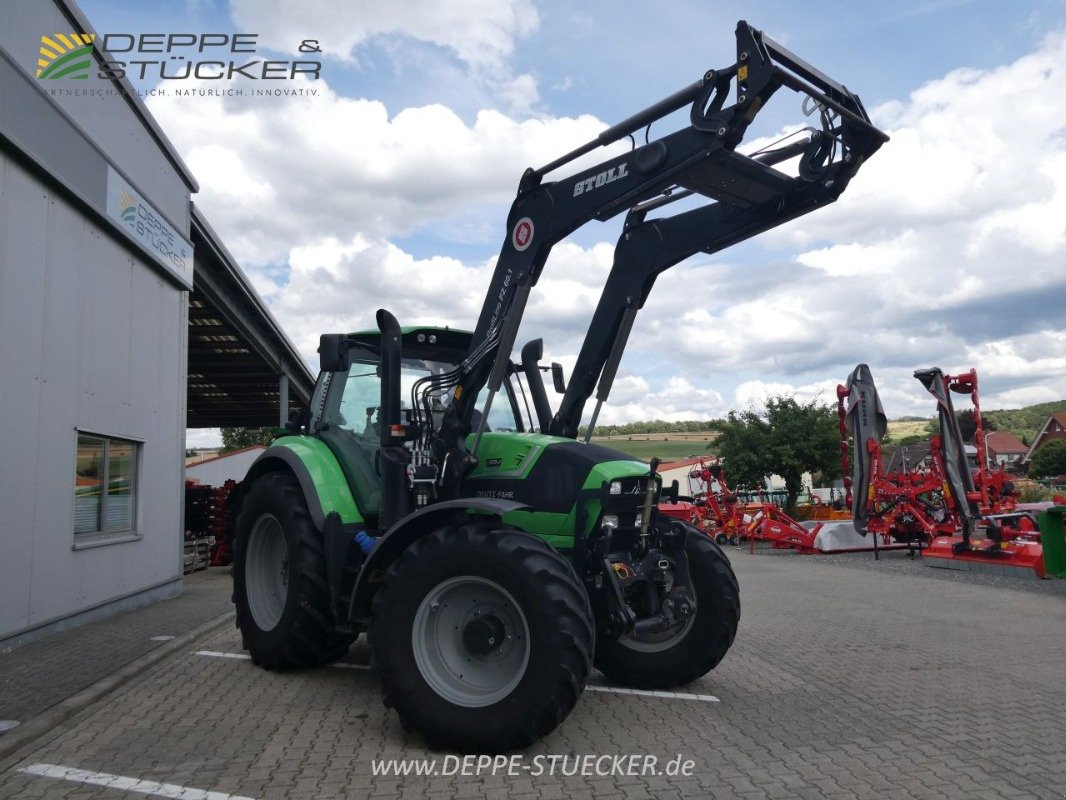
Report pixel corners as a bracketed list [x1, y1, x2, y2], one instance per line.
[0, 549, 1063, 799]
[0, 568, 232, 722]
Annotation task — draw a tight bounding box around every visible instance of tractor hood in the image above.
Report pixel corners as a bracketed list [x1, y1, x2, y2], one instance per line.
[462, 432, 652, 516]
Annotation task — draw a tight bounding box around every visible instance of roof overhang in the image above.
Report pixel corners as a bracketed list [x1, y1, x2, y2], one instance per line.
[188, 206, 314, 428]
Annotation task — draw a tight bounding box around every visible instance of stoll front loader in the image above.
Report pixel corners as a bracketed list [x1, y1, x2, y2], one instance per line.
[228, 21, 887, 751]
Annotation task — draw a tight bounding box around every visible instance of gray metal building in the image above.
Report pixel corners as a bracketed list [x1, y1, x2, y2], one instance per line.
[0, 0, 313, 646]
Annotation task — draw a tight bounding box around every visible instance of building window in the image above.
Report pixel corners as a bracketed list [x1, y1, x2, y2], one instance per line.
[74, 432, 139, 543]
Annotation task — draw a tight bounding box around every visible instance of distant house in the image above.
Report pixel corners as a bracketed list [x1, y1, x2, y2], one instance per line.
[1022, 413, 1066, 466]
[883, 442, 931, 473]
[185, 445, 266, 487]
[657, 457, 813, 501]
[984, 431, 1028, 468]
[658, 457, 707, 496]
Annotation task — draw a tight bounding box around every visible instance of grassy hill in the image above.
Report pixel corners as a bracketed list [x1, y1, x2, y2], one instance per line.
[885, 400, 1066, 446]
[585, 399, 1065, 463]
[983, 401, 1066, 445]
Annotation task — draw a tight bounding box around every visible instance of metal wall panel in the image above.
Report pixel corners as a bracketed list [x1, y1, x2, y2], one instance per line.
[0, 151, 185, 639]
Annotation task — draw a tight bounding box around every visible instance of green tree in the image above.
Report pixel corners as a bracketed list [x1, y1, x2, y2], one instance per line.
[710, 397, 841, 515]
[1029, 439, 1066, 479]
[220, 427, 276, 453]
[924, 409, 995, 442]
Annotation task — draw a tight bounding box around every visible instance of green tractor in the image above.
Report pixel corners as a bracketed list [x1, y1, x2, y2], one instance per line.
[227, 21, 887, 751]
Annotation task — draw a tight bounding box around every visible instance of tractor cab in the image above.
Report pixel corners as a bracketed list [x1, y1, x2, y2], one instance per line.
[312, 326, 525, 525]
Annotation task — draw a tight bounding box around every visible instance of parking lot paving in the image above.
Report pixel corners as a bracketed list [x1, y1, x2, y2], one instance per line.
[0, 569, 232, 725]
[0, 549, 1063, 799]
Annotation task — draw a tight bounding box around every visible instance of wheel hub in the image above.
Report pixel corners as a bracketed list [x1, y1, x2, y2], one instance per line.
[462, 614, 506, 656]
[411, 576, 531, 708]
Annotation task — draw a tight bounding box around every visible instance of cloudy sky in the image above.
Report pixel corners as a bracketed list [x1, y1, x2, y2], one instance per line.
[80, 0, 1066, 445]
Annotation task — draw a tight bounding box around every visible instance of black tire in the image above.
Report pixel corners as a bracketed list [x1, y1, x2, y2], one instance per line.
[369, 521, 594, 752]
[595, 524, 740, 689]
[714, 531, 729, 546]
[232, 472, 354, 669]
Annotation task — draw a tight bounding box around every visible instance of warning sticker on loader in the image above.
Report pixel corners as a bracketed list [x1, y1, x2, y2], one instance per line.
[512, 217, 534, 251]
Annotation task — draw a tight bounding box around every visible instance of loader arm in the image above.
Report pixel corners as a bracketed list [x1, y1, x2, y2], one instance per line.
[549, 132, 882, 438]
[431, 19, 888, 490]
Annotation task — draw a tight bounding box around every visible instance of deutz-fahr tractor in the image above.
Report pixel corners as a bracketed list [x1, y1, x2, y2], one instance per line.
[227, 21, 887, 751]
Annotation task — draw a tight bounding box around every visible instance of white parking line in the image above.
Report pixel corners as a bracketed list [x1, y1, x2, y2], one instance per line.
[195, 651, 370, 670]
[195, 650, 250, 660]
[194, 651, 716, 700]
[18, 763, 256, 800]
[586, 685, 720, 703]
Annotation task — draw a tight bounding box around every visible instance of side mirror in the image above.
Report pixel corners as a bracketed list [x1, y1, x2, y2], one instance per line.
[551, 362, 567, 393]
[318, 334, 351, 372]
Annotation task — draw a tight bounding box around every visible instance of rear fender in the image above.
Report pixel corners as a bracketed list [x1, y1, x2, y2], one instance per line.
[348, 498, 531, 622]
[235, 438, 364, 529]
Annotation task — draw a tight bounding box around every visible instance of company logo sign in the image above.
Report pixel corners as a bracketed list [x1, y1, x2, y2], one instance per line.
[37, 33, 96, 80]
[34, 31, 322, 83]
[106, 168, 194, 289]
[118, 189, 137, 226]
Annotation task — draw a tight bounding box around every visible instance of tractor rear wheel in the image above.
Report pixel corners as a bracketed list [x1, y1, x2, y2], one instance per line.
[595, 523, 739, 689]
[232, 472, 354, 669]
[369, 521, 593, 752]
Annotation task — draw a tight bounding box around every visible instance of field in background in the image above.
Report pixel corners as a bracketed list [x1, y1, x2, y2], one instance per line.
[591, 432, 717, 462]
[886, 419, 931, 439]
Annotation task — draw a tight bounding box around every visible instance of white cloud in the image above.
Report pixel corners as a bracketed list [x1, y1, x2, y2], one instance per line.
[229, 0, 540, 111]
[230, 0, 538, 73]
[148, 82, 614, 265]
[733, 379, 842, 409]
[624, 31, 1066, 416]
[592, 376, 727, 426]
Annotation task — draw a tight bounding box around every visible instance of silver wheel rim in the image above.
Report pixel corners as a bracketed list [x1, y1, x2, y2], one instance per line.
[412, 576, 530, 708]
[246, 514, 288, 631]
[620, 614, 696, 653]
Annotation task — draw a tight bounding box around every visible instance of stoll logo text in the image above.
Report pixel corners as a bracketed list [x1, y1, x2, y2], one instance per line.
[35, 32, 322, 82]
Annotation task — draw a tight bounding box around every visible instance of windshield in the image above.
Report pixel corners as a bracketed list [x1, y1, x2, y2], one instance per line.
[321, 352, 455, 435]
[472, 375, 528, 434]
[317, 347, 531, 438]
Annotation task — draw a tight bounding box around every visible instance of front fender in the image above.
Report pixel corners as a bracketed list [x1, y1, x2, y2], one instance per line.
[241, 437, 363, 529]
[348, 498, 531, 622]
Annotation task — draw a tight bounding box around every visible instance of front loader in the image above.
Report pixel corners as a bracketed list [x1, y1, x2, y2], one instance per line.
[227, 21, 887, 751]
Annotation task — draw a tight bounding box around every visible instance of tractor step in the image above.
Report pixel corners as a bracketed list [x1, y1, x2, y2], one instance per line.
[923, 536, 1045, 579]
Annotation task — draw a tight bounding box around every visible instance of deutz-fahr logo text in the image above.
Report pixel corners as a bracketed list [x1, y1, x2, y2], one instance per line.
[573, 163, 629, 197]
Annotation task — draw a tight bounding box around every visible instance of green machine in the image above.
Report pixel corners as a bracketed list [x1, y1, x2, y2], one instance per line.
[227, 21, 887, 750]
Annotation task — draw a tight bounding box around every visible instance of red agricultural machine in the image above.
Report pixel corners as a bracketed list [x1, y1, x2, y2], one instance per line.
[837, 366, 956, 552]
[659, 456, 870, 554]
[658, 458, 747, 545]
[840, 363, 1051, 576]
[914, 367, 1046, 576]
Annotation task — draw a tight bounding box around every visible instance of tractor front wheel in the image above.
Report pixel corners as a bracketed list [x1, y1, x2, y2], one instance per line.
[232, 472, 354, 669]
[595, 524, 740, 689]
[369, 522, 593, 752]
